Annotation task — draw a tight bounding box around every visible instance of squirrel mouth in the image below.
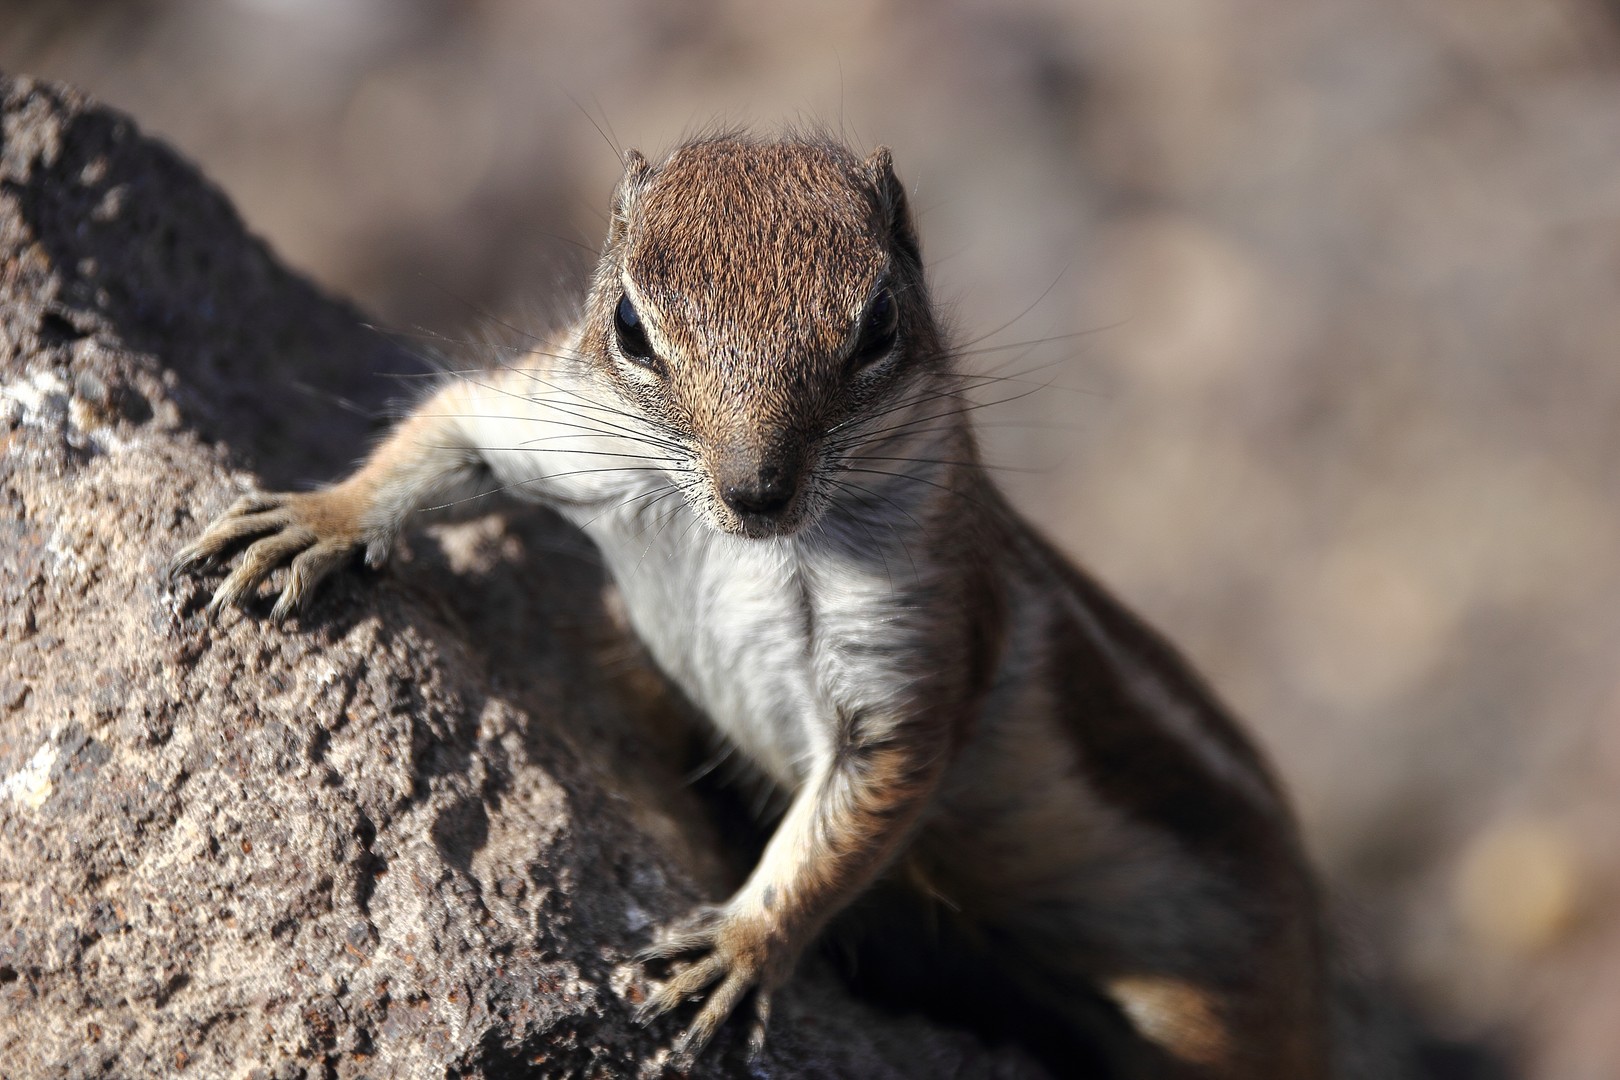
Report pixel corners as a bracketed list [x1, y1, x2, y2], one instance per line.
[721, 503, 806, 540]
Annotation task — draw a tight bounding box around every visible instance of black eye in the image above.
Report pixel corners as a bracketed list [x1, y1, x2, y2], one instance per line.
[847, 289, 899, 375]
[614, 293, 661, 370]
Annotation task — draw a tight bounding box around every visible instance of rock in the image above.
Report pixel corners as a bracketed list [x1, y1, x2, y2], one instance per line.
[0, 75, 1045, 1079]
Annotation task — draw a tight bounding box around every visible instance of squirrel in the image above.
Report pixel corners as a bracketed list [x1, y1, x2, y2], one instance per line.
[172, 134, 1384, 1077]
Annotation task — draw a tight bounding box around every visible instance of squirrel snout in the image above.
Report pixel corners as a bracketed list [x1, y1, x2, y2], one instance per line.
[721, 465, 796, 518]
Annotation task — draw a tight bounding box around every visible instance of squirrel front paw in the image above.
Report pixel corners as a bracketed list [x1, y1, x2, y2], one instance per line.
[169, 486, 390, 620]
[634, 904, 787, 1064]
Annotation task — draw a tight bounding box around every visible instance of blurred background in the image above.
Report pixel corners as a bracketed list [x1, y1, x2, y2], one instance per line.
[4, 1, 1617, 1075]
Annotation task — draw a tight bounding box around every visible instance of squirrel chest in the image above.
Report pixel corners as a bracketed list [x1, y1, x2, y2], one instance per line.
[577, 499, 921, 792]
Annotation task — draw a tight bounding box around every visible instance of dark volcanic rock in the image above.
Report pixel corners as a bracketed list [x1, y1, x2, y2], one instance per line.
[0, 75, 1042, 1079]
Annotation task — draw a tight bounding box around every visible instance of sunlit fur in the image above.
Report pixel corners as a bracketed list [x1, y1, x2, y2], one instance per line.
[578, 136, 945, 542]
[173, 134, 1406, 1078]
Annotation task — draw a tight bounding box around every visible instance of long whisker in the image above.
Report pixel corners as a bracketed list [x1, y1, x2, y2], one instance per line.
[418, 408, 683, 455]
[953, 321, 1125, 361]
[667, 484, 715, 559]
[852, 454, 1045, 475]
[578, 473, 692, 530]
[828, 478, 921, 583]
[364, 325, 536, 357]
[630, 491, 693, 578]
[953, 259, 1073, 351]
[824, 346, 1101, 446]
[497, 369, 695, 452]
[841, 466, 987, 512]
[445, 443, 680, 463]
[446, 371, 691, 454]
[814, 504, 895, 593]
[419, 277, 556, 348]
[286, 378, 377, 419]
[683, 740, 739, 786]
[948, 367, 1105, 398]
[831, 379, 1054, 450]
[516, 431, 678, 449]
[415, 464, 675, 513]
[510, 381, 690, 438]
[567, 90, 624, 159]
[824, 379, 969, 436]
[824, 356, 1069, 441]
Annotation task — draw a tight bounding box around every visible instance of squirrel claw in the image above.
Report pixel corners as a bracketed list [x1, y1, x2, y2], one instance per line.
[633, 906, 780, 1061]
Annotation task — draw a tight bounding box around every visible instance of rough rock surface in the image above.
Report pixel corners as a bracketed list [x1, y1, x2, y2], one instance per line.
[0, 75, 1045, 1079]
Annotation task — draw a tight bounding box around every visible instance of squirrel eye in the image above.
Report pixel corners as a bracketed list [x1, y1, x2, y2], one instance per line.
[847, 289, 899, 375]
[614, 293, 660, 369]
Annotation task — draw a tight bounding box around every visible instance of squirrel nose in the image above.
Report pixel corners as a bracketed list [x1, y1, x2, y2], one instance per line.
[722, 466, 796, 517]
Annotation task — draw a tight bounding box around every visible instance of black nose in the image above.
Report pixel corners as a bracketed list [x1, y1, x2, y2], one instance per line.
[722, 466, 796, 518]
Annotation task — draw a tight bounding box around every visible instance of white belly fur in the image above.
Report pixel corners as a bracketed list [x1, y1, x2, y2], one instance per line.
[578, 502, 830, 790]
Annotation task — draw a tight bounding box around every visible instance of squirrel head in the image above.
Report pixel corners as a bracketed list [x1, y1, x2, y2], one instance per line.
[582, 134, 945, 539]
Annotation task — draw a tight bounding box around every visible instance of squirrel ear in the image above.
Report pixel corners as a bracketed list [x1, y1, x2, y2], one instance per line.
[608, 149, 652, 246]
[863, 146, 921, 267]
